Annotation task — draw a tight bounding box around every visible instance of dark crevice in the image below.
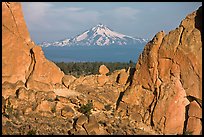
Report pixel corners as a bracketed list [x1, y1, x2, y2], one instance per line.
[82, 124, 89, 135]
[178, 26, 184, 46]
[115, 91, 125, 110]
[62, 82, 68, 89]
[2, 24, 17, 36]
[141, 85, 151, 91]
[116, 74, 120, 83]
[195, 6, 202, 36]
[186, 95, 202, 108]
[126, 67, 136, 86]
[161, 57, 172, 60]
[25, 49, 36, 88]
[150, 88, 158, 127]
[183, 104, 190, 134]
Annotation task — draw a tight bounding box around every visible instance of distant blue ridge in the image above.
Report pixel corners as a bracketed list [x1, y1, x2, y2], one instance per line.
[42, 44, 145, 63]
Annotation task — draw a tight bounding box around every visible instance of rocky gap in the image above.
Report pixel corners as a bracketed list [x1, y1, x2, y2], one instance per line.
[25, 48, 36, 88]
[149, 88, 158, 127]
[82, 124, 89, 135]
[187, 96, 202, 107]
[183, 104, 190, 134]
[116, 74, 120, 83]
[163, 116, 167, 133]
[115, 91, 125, 110]
[161, 57, 172, 60]
[126, 68, 136, 86]
[178, 26, 184, 47]
[141, 85, 151, 91]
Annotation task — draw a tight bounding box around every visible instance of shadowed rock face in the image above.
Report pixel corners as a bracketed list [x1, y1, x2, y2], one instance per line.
[2, 2, 64, 91]
[123, 6, 202, 135]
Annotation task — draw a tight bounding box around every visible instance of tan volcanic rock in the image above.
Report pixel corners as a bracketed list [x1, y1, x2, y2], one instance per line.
[62, 75, 76, 88]
[123, 6, 202, 135]
[2, 2, 64, 91]
[99, 65, 109, 75]
[188, 101, 202, 118]
[97, 75, 109, 86]
[117, 69, 129, 85]
[25, 46, 64, 91]
[2, 2, 33, 83]
[186, 117, 202, 135]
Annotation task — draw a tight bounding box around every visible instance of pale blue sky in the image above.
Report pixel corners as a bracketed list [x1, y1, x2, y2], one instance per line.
[21, 2, 202, 44]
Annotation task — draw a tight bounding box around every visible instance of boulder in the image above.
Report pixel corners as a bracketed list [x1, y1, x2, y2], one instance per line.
[44, 91, 57, 102]
[83, 116, 100, 135]
[2, 82, 17, 99]
[35, 100, 55, 112]
[93, 100, 104, 110]
[186, 117, 202, 135]
[16, 87, 29, 101]
[97, 75, 109, 86]
[76, 114, 88, 126]
[62, 75, 76, 88]
[99, 65, 109, 75]
[118, 69, 129, 85]
[188, 101, 202, 118]
[61, 105, 75, 118]
[81, 75, 98, 87]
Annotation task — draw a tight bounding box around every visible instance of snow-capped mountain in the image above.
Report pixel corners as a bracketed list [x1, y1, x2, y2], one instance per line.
[40, 23, 148, 47]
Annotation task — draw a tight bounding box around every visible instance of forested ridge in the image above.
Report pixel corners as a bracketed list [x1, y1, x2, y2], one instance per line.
[55, 61, 135, 77]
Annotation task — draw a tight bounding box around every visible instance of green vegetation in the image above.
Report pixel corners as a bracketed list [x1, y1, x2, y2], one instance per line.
[27, 129, 37, 135]
[104, 104, 112, 111]
[78, 100, 93, 117]
[183, 131, 193, 135]
[51, 106, 56, 113]
[3, 99, 14, 118]
[55, 60, 135, 77]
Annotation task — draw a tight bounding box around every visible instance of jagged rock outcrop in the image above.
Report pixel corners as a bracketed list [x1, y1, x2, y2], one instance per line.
[122, 6, 202, 135]
[2, 2, 202, 135]
[2, 2, 64, 91]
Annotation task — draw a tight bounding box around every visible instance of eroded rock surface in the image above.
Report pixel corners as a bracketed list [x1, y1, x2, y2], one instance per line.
[2, 2, 202, 135]
[2, 2, 64, 91]
[122, 6, 202, 135]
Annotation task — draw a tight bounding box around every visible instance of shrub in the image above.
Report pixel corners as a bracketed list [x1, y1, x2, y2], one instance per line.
[78, 100, 93, 117]
[3, 99, 14, 118]
[27, 129, 36, 135]
[104, 104, 112, 111]
[183, 131, 193, 135]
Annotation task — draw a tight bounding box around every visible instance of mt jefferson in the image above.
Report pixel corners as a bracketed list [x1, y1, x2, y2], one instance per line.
[40, 23, 148, 47]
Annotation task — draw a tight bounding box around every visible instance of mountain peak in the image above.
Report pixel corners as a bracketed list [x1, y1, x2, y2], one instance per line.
[40, 24, 148, 47]
[96, 23, 106, 28]
[92, 23, 109, 32]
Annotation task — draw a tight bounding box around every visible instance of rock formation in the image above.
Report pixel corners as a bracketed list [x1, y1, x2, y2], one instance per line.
[2, 2, 202, 135]
[2, 2, 64, 91]
[122, 6, 202, 135]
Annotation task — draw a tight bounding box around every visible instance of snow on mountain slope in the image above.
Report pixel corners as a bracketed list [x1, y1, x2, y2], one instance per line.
[40, 23, 148, 47]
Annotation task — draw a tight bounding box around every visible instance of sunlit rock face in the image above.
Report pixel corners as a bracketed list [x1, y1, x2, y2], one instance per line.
[2, 2, 64, 91]
[123, 6, 202, 135]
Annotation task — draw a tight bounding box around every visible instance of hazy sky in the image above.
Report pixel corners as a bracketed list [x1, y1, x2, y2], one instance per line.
[21, 2, 202, 44]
